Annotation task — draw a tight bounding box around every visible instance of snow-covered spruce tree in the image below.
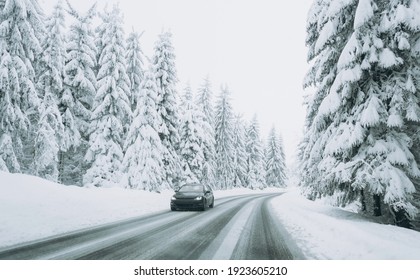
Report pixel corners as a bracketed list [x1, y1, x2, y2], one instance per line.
[33, 1, 67, 181]
[232, 115, 248, 187]
[122, 66, 167, 191]
[179, 84, 214, 184]
[265, 127, 287, 188]
[196, 77, 217, 188]
[152, 31, 182, 188]
[245, 115, 266, 189]
[0, 0, 44, 172]
[302, 0, 420, 227]
[94, 7, 111, 76]
[214, 85, 235, 189]
[197, 77, 215, 129]
[126, 30, 144, 111]
[300, 0, 357, 199]
[60, 2, 96, 185]
[83, 6, 131, 187]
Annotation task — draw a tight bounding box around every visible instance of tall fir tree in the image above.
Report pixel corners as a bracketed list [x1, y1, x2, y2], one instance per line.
[265, 127, 287, 187]
[33, 1, 66, 181]
[60, 2, 97, 185]
[214, 85, 235, 189]
[302, 0, 420, 227]
[196, 77, 217, 188]
[197, 77, 215, 129]
[232, 115, 248, 187]
[0, 0, 44, 172]
[84, 5, 131, 187]
[152, 31, 182, 188]
[94, 7, 111, 76]
[126, 30, 144, 111]
[245, 115, 266, 189]
[179, 84, 212, 184]
[122, 66, 167, 191]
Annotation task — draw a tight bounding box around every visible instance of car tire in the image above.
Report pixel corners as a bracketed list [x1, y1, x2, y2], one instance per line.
[209, 199, 214, 208]
[171, 206, 176, 211]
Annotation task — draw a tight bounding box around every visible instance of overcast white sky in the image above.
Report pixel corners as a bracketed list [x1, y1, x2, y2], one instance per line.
[41, 0, 313, 166]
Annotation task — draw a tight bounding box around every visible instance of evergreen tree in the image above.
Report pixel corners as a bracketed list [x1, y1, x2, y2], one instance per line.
[245, 115, 266, 189]
[302, 0, 420, 227]
[33, 1, 67, 181]
[60, 2, 96, 185]
[265, 127, 287, 187]
[152, 31, 182, 188]
[214, 85, 235, 189]
[196, 77, 217, 188]
[300, 0, 357, 198]
[232, 115, 248, 187]
[84, 6, 131, 187]
[197, 77, 215, 129]
[94, 7, 111, 75]
[126, 31, 144, 111]
[179, 84, 212, 184]
[122, 66, 166, 191]
[0, 0, 44, 172]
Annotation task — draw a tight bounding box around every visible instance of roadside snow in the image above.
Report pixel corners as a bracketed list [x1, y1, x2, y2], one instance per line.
[2, 171, 420, 260]
[0, 171, 277, 248]
[270, 187, 420, 259]
[0, 171, 173, 247]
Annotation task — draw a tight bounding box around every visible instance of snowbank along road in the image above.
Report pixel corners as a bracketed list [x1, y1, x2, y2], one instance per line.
[0, 193, 303, 260]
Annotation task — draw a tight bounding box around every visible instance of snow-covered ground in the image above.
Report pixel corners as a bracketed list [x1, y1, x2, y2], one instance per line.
[1, 171, 420, 259]
[271, 188, 420, 259]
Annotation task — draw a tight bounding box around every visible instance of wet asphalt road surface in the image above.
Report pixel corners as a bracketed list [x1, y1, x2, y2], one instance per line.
[0, 193, 302, 260]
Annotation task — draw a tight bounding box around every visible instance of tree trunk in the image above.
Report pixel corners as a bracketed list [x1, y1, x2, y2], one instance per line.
[360, 189, 366, 212]
[373, 194, 382, 216]
[392, 207, 413, 229]
[58, 150, 64, 184]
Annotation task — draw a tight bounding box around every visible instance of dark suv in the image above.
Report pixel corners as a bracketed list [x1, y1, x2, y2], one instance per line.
[170, 183, 214, 211]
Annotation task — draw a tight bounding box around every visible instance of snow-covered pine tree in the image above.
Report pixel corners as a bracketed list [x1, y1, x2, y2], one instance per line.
[83, 5, 131, 187]
[214, 85, 235, 189]
[152, 31, 182, 188]
[179, 83, 212, 184]
[0, 0, 44, 172]
[300, 0, 357, 199]
[126, 30, 144, 111]
[33, 1, 67, 181]
[265, 127, 287, 187]
[94, 7, 111, 76]
[245, 115, 266, 189]
[302, 0, 420, 227]
[196, 77, 217, 188]
[60, 2, 96, 185]
[122, 66, 167, 191]
[232, 115, 248, 187]
[197, 77, 215, 129]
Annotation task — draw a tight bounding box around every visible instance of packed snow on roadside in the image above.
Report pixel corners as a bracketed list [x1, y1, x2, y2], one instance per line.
[270, 187, 420, 259]
[2, 171, 420, 260]
[0, 171, 276, 248]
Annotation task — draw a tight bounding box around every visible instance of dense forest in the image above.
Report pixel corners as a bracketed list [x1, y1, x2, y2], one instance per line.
[0, 0, 287, 191]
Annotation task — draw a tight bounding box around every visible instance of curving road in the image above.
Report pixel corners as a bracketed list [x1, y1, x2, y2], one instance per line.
[0, 193, 303, 260]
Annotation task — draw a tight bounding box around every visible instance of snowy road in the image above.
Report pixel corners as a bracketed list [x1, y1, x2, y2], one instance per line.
[0, 193, 301, 260]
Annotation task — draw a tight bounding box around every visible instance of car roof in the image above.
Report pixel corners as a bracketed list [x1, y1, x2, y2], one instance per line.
[181, 183, 203, 187]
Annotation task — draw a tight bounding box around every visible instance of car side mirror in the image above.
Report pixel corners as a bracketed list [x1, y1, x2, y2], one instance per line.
[205, 190, 211, 194]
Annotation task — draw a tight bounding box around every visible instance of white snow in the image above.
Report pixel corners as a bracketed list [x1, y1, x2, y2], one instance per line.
[270, 187, 420, 259]
[354, 0, 374, 29]
[1, 171, 420, 259]
[379, 48, 403, 68]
